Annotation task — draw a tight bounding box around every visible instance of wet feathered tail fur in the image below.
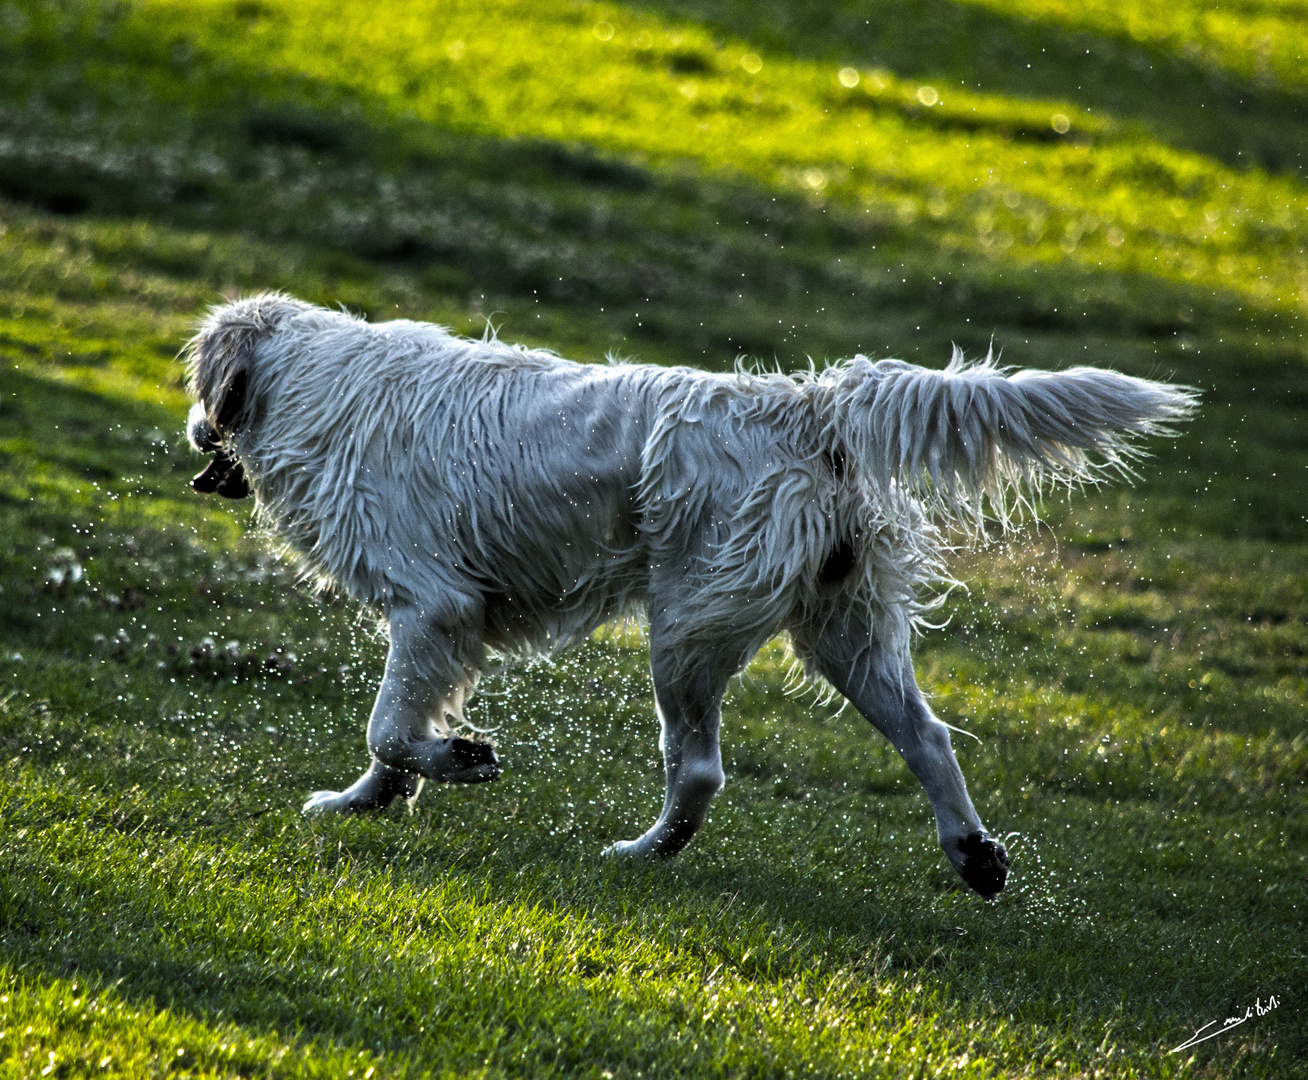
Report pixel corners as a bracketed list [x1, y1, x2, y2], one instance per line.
[814, 348, 1198, 529]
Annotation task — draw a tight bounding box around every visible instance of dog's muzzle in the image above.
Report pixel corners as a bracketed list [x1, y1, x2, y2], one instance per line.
[187, 403, 250, 499]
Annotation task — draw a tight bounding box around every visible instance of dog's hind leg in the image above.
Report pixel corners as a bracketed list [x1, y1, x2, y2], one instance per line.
[605, 638, 733, 860]
[794, 613, 1009, 899]
[303, 603, 499, 815]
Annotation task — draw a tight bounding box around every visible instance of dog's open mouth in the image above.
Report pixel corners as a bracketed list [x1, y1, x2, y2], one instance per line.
[191, 450, 251, 499]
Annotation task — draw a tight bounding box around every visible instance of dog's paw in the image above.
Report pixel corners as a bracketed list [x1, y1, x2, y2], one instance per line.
[602, 838, 657, 860]
[302, 761, 425, 815]
[302, 789, 365, 815]
[443, 737, 500, 784]
[955, 831, 1010, 899]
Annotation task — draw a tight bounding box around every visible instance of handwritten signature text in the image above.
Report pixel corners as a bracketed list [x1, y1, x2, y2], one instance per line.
[1169, 995, 1280, 1054]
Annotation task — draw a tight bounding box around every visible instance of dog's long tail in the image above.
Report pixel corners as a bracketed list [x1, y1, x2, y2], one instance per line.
[816, 348, 1197, 527]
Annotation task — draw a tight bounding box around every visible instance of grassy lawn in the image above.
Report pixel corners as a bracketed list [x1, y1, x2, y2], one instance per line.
[1, 0, 1305, 1076]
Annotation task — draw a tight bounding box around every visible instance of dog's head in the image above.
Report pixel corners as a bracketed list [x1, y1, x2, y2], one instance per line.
[182, 293, 309, 500]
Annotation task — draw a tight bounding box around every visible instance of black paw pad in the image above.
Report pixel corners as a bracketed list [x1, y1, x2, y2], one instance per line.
[449, 738, 500, 782]
[957, 831, 1009, 899]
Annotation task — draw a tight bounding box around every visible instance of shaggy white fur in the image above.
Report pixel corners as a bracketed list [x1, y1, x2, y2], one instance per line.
[185, 294, 1195, 898]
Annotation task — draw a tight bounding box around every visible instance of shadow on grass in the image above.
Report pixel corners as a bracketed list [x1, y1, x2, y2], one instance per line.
[632, 0, 1308, 179]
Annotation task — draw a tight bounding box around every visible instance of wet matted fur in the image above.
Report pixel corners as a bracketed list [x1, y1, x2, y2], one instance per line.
[185, 294, 1195, 898]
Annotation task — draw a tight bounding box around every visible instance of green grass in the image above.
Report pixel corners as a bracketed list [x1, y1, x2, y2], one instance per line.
[1, 0, 1306, 1076]
[92, 0, 1308, 307]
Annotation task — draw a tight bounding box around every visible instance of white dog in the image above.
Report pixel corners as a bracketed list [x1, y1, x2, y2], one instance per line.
[185, 294, 1194, 898]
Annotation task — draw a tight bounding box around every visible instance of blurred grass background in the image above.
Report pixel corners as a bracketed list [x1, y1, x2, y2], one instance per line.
[0, 0, 1305, 1077]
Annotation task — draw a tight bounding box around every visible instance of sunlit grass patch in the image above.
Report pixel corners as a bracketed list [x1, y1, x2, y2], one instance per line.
[5, 0, 1305, 382]
[106, 0, 1308, 315]
[0, 966, 391, 1078]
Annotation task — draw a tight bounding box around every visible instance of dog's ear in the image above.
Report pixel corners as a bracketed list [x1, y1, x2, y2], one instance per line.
[183, 293, 308, 434]
[215, 368, 248, 430]
[186, 316, 257, 434]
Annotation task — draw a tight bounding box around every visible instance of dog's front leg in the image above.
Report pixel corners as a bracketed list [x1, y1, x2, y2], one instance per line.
[303, 605, 498, 815]
[605, 644, 730, 860]
[796, 615, 1009, 898]
[303, 758, 425, 814]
